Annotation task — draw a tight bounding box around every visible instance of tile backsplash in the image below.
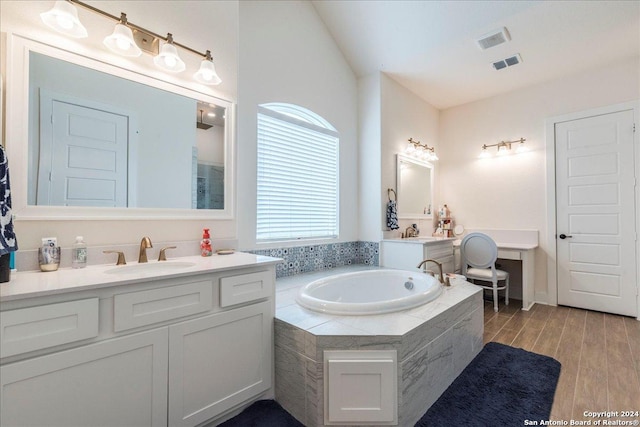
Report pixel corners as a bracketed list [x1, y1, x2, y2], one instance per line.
[248, 241, 379, 278]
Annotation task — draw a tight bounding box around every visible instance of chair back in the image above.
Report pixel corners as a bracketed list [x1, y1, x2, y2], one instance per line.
[460, 232, 498, 270]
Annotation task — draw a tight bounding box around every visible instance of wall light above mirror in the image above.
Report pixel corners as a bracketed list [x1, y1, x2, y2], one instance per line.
[5, 33, 235, 220]
[479, 137, 527, 158]
[404, 137, 438, 162]
[396, 154, 434, 219]
[40, 0, 221, 85]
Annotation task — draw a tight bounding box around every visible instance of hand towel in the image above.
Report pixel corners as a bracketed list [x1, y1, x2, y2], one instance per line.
[386, 200, 399, 230]
[0, 145, 18, 256]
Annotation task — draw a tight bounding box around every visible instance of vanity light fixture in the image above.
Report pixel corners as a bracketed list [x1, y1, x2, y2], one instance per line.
[39, 0, 222, 85]
[480, 138, 526, 158]
[40, 1, 88, 38]
[194, 51, 222, 86]
[154, 34, 186, 72]
[103, 13, 141, 57]
[405, 138, 438, 162]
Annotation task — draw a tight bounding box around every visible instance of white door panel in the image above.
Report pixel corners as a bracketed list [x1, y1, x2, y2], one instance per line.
[37, 92, 129, 207]
[556, 109, 636, 316]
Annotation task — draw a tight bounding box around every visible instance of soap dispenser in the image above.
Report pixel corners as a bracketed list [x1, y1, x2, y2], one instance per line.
[200, 228, 213, 257]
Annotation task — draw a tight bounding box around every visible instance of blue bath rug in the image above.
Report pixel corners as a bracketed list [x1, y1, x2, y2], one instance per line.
[217, 399, 303, 427]
[415, 342, 561, 427]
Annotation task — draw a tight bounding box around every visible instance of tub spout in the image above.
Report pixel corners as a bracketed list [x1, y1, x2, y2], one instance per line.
[417, 259, 450, 286]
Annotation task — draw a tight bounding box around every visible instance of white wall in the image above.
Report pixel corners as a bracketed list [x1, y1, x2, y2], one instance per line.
[196, 126, 225, 165]
[236, 0, 359, 250]
[380, 74, 440, 238]
[438, 57, 640, 303]
[357, 73, 382, 242]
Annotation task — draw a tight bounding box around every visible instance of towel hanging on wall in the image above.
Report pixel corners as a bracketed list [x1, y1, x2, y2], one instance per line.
[386, 188, 399, 230]
[0, 145, 18, 283]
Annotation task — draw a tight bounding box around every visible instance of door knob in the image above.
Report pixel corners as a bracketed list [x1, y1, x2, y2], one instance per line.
[559, 234, 573, 239]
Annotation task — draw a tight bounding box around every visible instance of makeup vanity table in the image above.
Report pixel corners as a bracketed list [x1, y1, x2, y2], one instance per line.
[453, 229, 538, 311]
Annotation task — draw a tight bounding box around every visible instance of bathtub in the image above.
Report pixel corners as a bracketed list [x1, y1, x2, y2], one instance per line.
[295, 269, 442, 315]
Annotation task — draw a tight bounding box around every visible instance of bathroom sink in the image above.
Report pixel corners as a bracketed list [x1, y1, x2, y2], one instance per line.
[104, 261, 196, 275]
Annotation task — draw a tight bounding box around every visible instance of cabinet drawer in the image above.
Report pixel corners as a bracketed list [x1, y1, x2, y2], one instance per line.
[220, 270, 273, 308]
[1, 298, 99, 358]
[498, 249, 521, 260]
[114, 280, 213, 332]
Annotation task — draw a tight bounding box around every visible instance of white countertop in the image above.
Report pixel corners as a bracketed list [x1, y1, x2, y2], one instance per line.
[452, 229, 539, 250]
[452, 239, 538, 250]
[0, 252, 282, 302]
[381, 237, 457, 245]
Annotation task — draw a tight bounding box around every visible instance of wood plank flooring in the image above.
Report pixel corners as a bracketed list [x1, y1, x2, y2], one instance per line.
[483, 298, 640, 423]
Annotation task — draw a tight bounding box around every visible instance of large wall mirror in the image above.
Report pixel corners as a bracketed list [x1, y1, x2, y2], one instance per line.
[6, 34, 235, 220]
[396, 154, 434, 219]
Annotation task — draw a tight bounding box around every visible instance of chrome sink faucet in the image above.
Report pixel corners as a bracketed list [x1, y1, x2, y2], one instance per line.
[417, 258, 451, 286]
[138, 237, 153, 263]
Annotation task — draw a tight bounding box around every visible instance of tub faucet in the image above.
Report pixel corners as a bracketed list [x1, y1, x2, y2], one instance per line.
[138, 237, 153, 263]
[417, 258, 450, 286]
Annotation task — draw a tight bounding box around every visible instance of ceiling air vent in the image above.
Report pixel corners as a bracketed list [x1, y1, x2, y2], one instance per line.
[492, 53, 522, 70]
[476, 27, 511, 50]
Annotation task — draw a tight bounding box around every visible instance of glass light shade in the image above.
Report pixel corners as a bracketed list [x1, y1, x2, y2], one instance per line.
[516, 142, 527, 153]
[194, 59, 222, 85]
[429, 151, 439, 161]
[497, 144, 510, 155]
[154, 42, 186, 72]
[405, 144, 416, 154]
[40, 1, 88, 38]
[479, 147, 491, 158]
[104, 23, 142, 57]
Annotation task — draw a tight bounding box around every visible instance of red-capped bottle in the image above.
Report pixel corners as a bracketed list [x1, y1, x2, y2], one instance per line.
[200, 228, 213, 256]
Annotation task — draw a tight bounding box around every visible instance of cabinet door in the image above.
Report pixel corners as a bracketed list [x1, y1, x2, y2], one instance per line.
[0, 328, 168, 427]
[380, 242, 423, 270]
[168, 301, 272, 427]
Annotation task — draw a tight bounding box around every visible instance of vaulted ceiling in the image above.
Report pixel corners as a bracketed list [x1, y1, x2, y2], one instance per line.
[312, 1, 640, 109]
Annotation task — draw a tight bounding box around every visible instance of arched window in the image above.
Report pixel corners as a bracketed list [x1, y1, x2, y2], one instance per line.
[256, 103, 339, 241]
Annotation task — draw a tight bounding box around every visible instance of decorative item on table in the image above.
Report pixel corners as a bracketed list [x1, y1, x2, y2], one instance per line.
[0, 145, 18, 282]
[436, 204, 455, 238]
[386, 188, 399, 230]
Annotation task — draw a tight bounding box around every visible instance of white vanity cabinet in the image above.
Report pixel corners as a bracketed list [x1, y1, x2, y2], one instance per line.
[168, 300, 272, 427]
[0, 260, 277, 427]
[1, 328, 169, 427]
[381, 239, 455, 273]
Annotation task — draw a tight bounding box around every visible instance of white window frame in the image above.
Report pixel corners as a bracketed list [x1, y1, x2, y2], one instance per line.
[256, 103, 339, 242]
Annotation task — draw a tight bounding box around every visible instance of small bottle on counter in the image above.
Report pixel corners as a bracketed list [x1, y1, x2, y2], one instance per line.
[201, 228, 213, 257]
[72, 236, 87, 269]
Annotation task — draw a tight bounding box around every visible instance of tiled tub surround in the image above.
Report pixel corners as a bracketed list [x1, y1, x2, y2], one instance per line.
[274, 266, 483, 426]
[248, 242, 379, 278]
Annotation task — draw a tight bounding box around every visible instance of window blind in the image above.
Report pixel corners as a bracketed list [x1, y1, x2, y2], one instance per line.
[257, 109, 338, 241]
